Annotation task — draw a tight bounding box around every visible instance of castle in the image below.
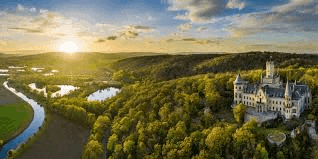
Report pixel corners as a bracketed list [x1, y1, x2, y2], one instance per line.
[233, 61, 312, 120]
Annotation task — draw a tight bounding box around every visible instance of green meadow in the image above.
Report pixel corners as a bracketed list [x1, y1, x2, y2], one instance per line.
[0, 84, 34, 143]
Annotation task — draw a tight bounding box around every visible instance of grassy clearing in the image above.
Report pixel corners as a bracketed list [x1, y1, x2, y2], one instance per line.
[14, 112, 90, 159]
[0, 85, 34, 142]
[0, 103, 34, 141]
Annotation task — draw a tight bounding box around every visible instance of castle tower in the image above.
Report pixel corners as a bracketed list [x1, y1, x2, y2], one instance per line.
[233, 74, 246, 105]
[262, 60, 281, 87]
[266, 61, 275, 78]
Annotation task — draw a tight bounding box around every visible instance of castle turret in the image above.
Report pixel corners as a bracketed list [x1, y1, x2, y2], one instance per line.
[266, 61, 275, 78]
[285, 81, 292, 99]
[234, 74, 242, 84]
[285, 81, 292, 119]
[233, 74, 247, 105]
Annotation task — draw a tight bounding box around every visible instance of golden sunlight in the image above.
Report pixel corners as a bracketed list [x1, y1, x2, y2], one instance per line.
[59, 41, 79, 53]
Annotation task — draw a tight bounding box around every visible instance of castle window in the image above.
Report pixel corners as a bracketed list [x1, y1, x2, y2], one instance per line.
[272, 101, 274, 104]
[280, 108, 281, 111]
[273, 107, 274, 110]
[292, 109, 296, 113]
[239, 86, 241, 89]
[235, 87, 237, 89]
[276, 101, 278, 104]
[280, 101, 281, 105]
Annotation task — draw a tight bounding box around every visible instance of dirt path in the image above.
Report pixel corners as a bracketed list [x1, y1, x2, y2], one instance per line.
[16, 113, 90, 159]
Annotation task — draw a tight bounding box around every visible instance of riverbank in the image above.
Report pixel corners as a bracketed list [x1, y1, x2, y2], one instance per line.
[0, 84, 34, 145]
[3, 79, 91, 159]
[14, 112, 90, 159]
[0, 81, 45, 159]
[7, 109, 51, 158]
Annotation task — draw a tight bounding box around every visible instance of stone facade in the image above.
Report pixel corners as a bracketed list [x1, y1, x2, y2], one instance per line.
[233, 61, 312, 120]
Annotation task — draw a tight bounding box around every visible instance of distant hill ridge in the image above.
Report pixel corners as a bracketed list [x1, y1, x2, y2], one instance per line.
[111, 52, 318, 82]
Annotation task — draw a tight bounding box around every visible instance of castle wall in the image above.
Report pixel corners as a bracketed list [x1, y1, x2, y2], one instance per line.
[267, 97, 285, 112]
[234, 89, 310, 119]
[241, 93, 256, 107]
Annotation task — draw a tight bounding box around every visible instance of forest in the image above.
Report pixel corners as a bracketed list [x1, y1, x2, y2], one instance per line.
[4, 51, 318, 159]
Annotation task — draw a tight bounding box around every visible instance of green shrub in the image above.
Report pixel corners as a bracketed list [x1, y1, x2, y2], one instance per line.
[233, 104, 246, 123]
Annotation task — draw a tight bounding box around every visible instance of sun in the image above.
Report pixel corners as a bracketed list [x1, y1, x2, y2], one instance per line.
[59, 41, 79, 53]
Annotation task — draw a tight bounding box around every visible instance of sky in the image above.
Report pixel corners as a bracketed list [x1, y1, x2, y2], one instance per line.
[0, 0, 318, 54]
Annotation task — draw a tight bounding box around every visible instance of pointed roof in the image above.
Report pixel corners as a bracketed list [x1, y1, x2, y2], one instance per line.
[234, 74, 242, 83]
[285, 81, 292, 97]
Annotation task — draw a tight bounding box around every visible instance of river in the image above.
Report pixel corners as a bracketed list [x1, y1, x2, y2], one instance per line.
[0, 81, 45, 159]
[87, 88, 120, 102]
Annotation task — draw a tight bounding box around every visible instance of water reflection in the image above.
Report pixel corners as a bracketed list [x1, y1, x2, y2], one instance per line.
[87, 88, 120, 102]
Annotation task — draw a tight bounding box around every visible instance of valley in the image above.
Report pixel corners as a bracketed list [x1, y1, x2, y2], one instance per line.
[1, 52, 318, 159]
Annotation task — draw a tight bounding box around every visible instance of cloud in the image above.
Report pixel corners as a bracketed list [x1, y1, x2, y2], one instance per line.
[131, 25, 154, 30]
[30, 7, 37, 13]
[120, 30, 139, 38]
[117, 24, 155, 39]
[226, 0, 246, 10]
[16, 4, 25, 12]
[95, 39, 106, 43]
[40, 9, 48, 14]
[178, 23, 192, 32]
[197, 26, 207, 32]
[227, 0, 318, 37]
[95, 23, 117, 33]
[12, 4, 41, 15]
[181, 38, 196, 41]
[0, 4, 94, 40]
[272, 0, 313, 14]
[194, 39, 218, 45]
[107, 36, 117, 40]
[95, 35, 118, 42]
[165, 38, 174, 43]
[127, 25, 155, 33]
[1, 5, 66, 36]
[165, 0, 246, 22]
[8, 27, 43, 33]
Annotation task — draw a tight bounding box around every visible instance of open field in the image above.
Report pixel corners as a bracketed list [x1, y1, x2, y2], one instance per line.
[0, 84, 34, 142]
[15, 113, 90, 159]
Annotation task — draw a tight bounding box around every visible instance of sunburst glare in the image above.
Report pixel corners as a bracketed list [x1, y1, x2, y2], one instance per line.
[59, 41, 79, 53]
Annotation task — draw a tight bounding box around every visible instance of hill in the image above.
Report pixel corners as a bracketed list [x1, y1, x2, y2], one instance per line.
[111, 52, 318, 82]
[0, 52, 167, 82]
